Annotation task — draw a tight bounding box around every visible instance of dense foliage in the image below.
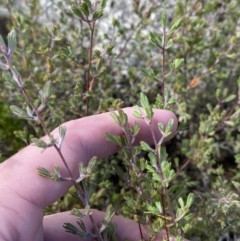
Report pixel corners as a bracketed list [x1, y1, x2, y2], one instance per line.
[1, 0, 240, 240]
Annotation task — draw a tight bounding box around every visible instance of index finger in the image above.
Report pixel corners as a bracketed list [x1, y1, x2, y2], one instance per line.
[1, 107, 178, 208]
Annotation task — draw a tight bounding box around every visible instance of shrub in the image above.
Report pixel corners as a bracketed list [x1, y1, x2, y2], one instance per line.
[1, 0, 240, 240]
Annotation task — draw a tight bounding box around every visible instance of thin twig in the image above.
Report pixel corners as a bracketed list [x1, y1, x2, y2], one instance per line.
[5, 29, 103, 239]
[151, 126, 179, 239]
[161, 26, 166, 104]
[21, 87, 86, 203]
[85, 22, 95, 116]
[123, 126, 144, 240]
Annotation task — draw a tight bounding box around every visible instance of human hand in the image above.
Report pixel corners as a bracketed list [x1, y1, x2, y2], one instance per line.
[0, 107, 188, 241]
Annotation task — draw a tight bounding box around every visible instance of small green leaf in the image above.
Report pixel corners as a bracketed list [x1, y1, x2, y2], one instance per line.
[71, 5, 84, 18]
[110, 111, 121, 126]
[215, 88, 221, 100]
[113, 164, 126, 180]
[78, 163, 87, 182]
[37, 46, 50, 54]
[223, 94, 236, 103]
[149, 32, 161, 48]
[140, 141, 154, 152]
[172, 58, 184, 69]
[206, 103, 212, 113]
[98, 66, 106, 75]
[10, 65, 23, 87]
[13, 130, 28, 144]
[105, 133, 120, 145]
[104, 204, 115, 223]
[84, 205, 91, 216]
[176, 236, 184, 241]
[61, 46, 75, 59]
[140, 93, 153, 120]
[175, 59, 184, 69]
[42, 81, 53, 103]
[145, 204, 158, 215]
[232, 181, 240, 190]
[7, 29, 17, 57]
[59, 126, 66, 142]
[170, 18, 182, 32]
[169, 169, 175, 180]
[26, 106, 33, 117]
[224, 121, 234, 127]
[141, 68, 149, 77]
[141, 68, 155, 78]
[182, 223, 191, 233]
[106, 43, 115, 54]
[133, 105, 142, 118]
[186, 193, 194, 207]
[158, 122, 165, 134]
[155, 201, 163, 213]
[165, 118, 174, 136]
[71, 208, 85, 219]
[178, 197, 184, 209]
[3, 72, 18, 89]
[92, 8, 103, 21]
[223, 88, 228, 97]
[42, 26, 52, 37]
[81, 2, 90, 17]
[51, 25, 58, 35]
[31, 138, 48, 148]
[94, 49, 101, 58]
[148, 152, 157, 166]
[100, 0, 107, 8]
[166, 38, 173, 49]
[112, 18, 119, 27]
[139, 158, 146, 171]
[83, 0, 91, 7]
[133, 122, 140, 136]
[110, 109, 128, 126]
[37, 166, 51, 178]
[160, 147, 168, 161]
[53, 164, 60, 175]
[32, 136, 56, 150]
[118, 108, 128, 126]
[96, 58, 102, 71]
[10, 105, 37, 121]
[226, 53, 237, 59]
[63, 222, 86, 237]
[152, 172, 161, 182]
[53, 35, 63, 41]
[88, 156, 97, 171]
[161, 10, 167, 27]
[125, 196, 135, 207]
[140, 93, 150, 108]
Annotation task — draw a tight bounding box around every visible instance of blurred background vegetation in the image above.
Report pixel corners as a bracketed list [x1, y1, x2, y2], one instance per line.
[1, 0, 240, 240]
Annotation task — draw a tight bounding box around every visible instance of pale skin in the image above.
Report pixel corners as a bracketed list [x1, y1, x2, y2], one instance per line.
[0, 107, 189, 241]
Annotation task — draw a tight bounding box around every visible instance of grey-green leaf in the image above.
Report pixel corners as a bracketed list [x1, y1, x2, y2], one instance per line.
[37, 166, 51, 178]
[92, 8, 103, 21]
[42, 81, 53, 103]
[10, 105, 36, 120]
[161, 10, 167, 27]
[7, 29, 17, 57]
[71, 6, 84, 18]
